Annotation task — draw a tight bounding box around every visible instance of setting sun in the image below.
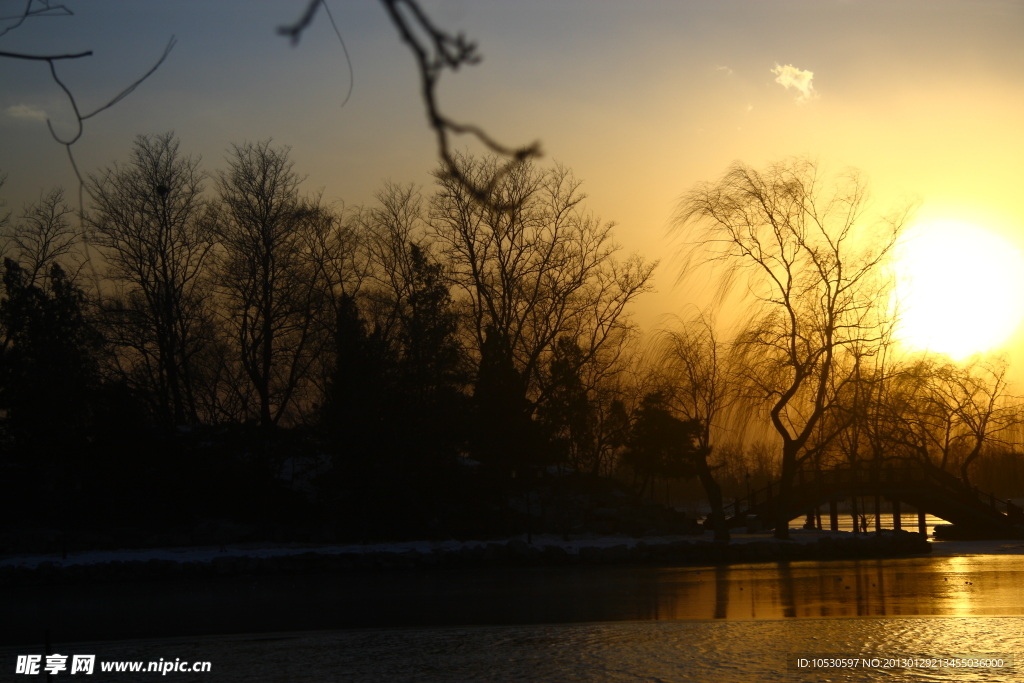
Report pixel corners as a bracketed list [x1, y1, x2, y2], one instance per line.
[894, 220, 1024, 359]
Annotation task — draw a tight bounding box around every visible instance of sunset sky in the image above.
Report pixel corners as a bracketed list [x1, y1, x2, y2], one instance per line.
[3, 1, 1024, 362]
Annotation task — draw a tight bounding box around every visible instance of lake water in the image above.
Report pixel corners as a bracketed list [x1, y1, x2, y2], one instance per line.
[4, 548, 1024, 681]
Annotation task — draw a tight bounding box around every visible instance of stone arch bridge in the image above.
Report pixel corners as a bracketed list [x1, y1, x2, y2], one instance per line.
[707, 465, 1024, 537]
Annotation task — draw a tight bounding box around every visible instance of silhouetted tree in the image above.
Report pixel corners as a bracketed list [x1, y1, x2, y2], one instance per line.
[909, 356, 1017, 485]
[210, 140, 329, 427]
[321, 243, 470, 533]
[318, 291, 395, 534]
[432, 154, 655, 452]
[536, 336, 637, 477]
[398, 244, 466, 399]
[308, 204, 369, 370]
[843, 351, 1018, 490]
[387, 244, 470, 519]
[622, 391, 701, 498]
[676, 158, 914, 538]
[658, 314, 742, 540]
[3, 187, 79, 285]
[322, 293, 389, 450]
[471, 325, 541, 480]
[358, 183, 428, 340]
[0, 173, 10, 246]
[87, 133, 213, 427]
[0, 258, 103, 512]
[538, 338, 594, 471]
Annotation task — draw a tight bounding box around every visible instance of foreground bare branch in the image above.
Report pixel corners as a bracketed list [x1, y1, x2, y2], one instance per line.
[282, 0, 542, 212]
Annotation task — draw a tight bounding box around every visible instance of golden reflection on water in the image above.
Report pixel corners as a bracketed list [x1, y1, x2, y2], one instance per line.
[647, 555, 1024, 620]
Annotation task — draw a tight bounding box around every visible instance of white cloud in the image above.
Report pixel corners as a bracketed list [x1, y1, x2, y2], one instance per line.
[6, 104, 47, 121]
[771, 63, 818, 104]
[716, 65, 734, 76]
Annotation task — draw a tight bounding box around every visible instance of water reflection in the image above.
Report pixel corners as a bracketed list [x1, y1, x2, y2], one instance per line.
[714, 565, 729, 619]
[655, 554, 1024, 620]
[8, 554, 1024, 645]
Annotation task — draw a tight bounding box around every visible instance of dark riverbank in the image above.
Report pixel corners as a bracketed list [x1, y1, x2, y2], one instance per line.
[0, 530, 929, 588]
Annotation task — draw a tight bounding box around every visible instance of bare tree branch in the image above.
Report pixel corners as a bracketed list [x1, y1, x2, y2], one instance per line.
[0, 0, 72, 40]
[2, 6, 177, 299]
[1, 2, 176, 229]
[282, 0, 542, 212]
[278, 0, 353, 109]
[0, 49, 89, 60]
[43, 37, 176, 148]
[277, 0, 322, 45]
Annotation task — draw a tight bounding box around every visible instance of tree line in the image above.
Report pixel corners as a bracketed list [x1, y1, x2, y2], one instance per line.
[0, 133, 660, 537]
[1, 139, 1021, 541]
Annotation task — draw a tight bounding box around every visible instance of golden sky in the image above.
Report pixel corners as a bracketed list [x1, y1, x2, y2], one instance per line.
[3, 0, 1024, 367]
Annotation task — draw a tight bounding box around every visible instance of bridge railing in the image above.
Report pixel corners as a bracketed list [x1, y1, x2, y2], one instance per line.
[723, 465, 1023, 524]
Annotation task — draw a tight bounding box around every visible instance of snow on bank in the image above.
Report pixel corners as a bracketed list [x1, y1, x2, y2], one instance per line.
[2, 528, 1015, 573]
[0, 528, 1014, 571]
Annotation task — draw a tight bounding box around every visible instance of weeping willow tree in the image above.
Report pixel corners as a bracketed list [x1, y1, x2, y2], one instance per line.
[675, 157, 916, 539]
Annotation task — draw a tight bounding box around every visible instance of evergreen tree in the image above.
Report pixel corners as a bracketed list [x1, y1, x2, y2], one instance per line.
[538, 337, 594, 472]
[322, 293, 390, 458]
[623, 391, 702, 497]
[471, 326, 544, 478]
[0, 260, 101, 446]
[398, 244, 465, 402]
[394, 244, 468, 464]
[0, 258, 104, 513]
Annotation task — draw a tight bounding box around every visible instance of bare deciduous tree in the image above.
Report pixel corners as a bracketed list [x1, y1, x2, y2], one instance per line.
[431, 153, 656, 411]
[676, 158, 915, 539]
[902, 356, 1018, 484]
[358, 182, 429, 343]
[4, 187, 79, 285]
[210, 140, 335, 428]
[303, 200, 369, 404]
[657, 313, 743, 540]
[87, 133, 213, 427]
[850, 351, 1017, 489]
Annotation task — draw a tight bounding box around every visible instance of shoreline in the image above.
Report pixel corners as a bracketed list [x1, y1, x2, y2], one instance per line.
[5, 526, 1018, 571]
[0, 528, 949, 587]
[5, 528, 1023, 588]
